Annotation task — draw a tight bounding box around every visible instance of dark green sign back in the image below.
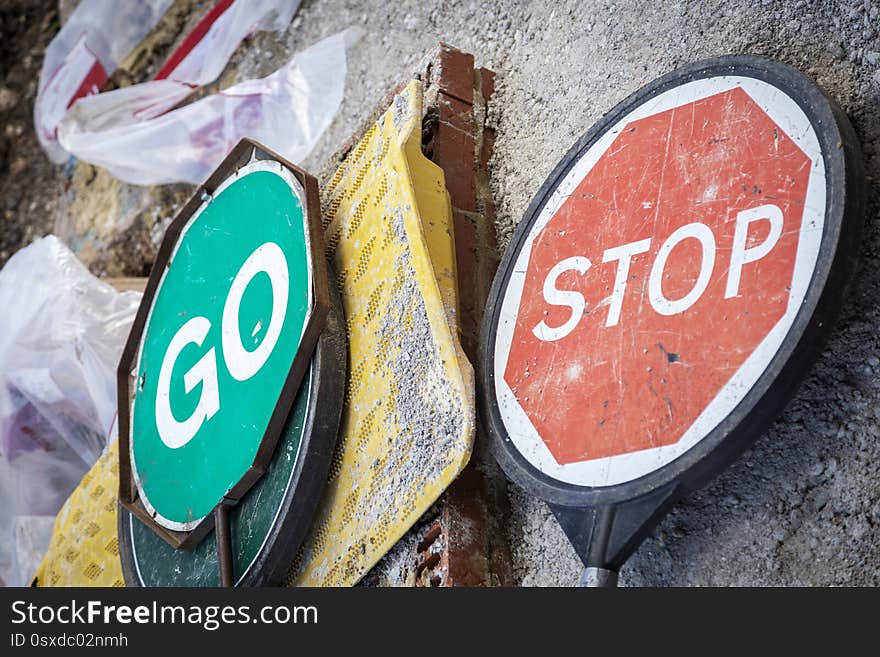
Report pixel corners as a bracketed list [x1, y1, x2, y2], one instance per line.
[126, 369, 310, 586]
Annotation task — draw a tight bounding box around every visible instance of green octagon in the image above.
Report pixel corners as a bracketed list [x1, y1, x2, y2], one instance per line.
[130, 161, 312, 530]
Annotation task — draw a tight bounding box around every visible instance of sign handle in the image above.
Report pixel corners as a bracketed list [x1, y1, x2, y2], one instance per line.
[578, 567, 618, 587]
[551, 482, 677, 586]
[215, 502, 234, 587]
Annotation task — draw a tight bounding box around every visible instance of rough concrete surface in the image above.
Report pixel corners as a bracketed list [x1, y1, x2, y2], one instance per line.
[2, 0, 880, 585]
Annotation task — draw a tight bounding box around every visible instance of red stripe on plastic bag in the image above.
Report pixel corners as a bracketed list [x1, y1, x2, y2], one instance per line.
[153, 0, 235, 81]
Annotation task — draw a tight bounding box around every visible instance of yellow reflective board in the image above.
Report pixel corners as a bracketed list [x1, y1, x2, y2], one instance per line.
[289, 80, 475, 586]
[32, 440, 124, 587]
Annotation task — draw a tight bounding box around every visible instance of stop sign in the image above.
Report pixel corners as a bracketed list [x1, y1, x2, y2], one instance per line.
[480, 57, 863, 579]
[118, 140, 330, 548]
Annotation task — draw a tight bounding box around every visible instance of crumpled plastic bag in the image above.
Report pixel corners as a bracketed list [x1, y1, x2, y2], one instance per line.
[130, 0, 302, 120]
[36, 0, 301, 167]
[34, 0, 174, 163]
[58, 27, 360, 186]
[0, 236, 140, 586]
[36, 0, 356, 187]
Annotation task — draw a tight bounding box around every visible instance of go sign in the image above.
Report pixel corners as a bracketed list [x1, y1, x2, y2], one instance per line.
[153, 241, 291, 451]
[479, 57, 864, 578]
[119, 141, 329, 545]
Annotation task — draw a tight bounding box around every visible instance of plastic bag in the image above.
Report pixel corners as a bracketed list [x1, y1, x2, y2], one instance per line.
[58, 27, 360, 186]
[141, 0, 301, 119]
[35, 0, 174, 163]
[0, 236, 141, 586]
[37, 0, 300, 165]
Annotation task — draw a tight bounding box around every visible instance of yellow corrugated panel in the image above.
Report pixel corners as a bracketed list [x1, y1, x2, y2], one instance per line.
[32, 440, 124, 587]
[289, 80, 475, 586]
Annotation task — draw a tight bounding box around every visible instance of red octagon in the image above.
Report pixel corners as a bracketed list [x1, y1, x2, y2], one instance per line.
[504, 87, 812, 465]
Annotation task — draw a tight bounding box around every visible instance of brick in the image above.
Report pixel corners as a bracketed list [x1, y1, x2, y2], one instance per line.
[435, 93, 477, 213]
[429, 44, 475, 104]
[452, 209, 480, 357]
[416, 44, 512, 587]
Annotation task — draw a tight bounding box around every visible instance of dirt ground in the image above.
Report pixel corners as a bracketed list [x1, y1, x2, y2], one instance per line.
[2, 0, 880, 586]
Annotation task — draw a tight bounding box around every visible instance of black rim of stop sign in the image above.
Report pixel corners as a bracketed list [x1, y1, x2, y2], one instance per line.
[479, 55, 865, 574]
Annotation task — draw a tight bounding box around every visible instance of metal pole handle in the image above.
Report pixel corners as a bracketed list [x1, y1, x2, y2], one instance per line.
[215, 504, 234, 587]
[579, 567, 619, 587]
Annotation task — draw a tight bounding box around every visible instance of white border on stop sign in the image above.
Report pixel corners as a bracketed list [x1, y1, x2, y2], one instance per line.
[494, 75, 826, 488]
